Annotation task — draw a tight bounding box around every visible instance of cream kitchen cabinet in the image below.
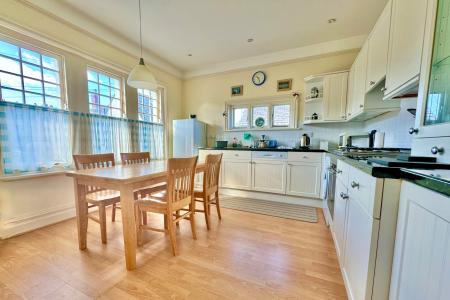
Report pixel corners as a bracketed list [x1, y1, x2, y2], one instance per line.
[384, 0, 429, 99]
[390, 181, 450, 300]
[347, 42, 368, 119]
[323, 72, 349, 121]
[332, 179, 349, 262]
[366, 0, 391, 92]
[251, 152, 287, 194]
[221, 151, 252, 190]
[286, 152, 322, 198]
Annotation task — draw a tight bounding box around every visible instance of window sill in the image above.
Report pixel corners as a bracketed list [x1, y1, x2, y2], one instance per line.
[225, 127, 301, 132]
[0, 170, 68, 182]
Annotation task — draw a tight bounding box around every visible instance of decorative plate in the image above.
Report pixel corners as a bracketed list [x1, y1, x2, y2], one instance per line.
[255, 117, 265, 128]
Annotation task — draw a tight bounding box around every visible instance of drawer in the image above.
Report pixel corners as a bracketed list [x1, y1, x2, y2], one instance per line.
[336, 159, 350, 186]
[252, 151, 288, 160]
[347, 165, 382, 218]
[222, 150, 252, 160]
[288, 152, 322, 163]
[198, 150, 223, 162]
[412, 136, 450, 163]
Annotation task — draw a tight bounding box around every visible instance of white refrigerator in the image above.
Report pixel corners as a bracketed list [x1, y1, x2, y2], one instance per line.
[172, 119, 207, 157]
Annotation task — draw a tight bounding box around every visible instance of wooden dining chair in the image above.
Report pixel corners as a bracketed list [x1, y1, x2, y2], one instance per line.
[193, 153, 223, 230]
[134, 156, 198, 256]
[73, 153, 121, 244]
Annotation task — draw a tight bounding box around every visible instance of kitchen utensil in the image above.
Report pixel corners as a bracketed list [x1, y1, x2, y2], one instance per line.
[300, 134, 311, 148]
[368, 130, 377, 148]
[268, 140, 278, 148]
[311, 87, 319, 98]
[312, 113, 319, 120]
[374, 132, 385, 148]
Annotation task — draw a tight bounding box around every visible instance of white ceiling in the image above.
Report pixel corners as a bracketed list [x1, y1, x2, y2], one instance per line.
[24, 0, 388, 77]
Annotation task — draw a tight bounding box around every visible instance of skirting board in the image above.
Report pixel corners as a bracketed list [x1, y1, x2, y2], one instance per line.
[219, 188, 322, 208]
[0, 203, 75, 239]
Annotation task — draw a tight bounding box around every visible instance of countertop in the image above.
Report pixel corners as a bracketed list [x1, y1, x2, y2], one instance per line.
[199, 147, 327, 152]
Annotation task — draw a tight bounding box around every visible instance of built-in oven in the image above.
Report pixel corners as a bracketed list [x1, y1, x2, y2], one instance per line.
[323, 154, 337, 226]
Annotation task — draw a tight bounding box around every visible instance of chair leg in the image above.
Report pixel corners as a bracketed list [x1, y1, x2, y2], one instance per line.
[215, 191, 222, 220]
[98, 204, 107, 244]
[175, 210, 180, 227]
[204, 196, 211, 230]
[111, 203, 116, 222]
[142, 211, 147, 225]
[189, 205, 197, 240]
[167, 213, 178, 256]
[135, 205, 143, 246]
[164, 214, 168, 230]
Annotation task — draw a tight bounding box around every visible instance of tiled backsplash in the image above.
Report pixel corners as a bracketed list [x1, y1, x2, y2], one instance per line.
[224, 99, 417, 149]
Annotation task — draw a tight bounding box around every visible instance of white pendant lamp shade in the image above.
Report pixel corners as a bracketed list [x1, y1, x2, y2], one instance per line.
[127, 58, 157, 89]
[127, 0, 157, 90]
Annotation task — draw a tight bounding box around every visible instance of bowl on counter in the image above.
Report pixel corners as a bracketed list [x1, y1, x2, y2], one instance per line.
[215, 141, 228, 148]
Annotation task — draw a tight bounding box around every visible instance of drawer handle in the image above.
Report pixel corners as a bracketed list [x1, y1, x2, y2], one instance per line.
[431, 146, 444, 155]
[234, 154, 239, 157]
[351, 181, 359, 189]
[337, 169, 342, 174]
[340, 192, 349, 199]
[369, 80, 375, 86]
[302, 156, 308, 159]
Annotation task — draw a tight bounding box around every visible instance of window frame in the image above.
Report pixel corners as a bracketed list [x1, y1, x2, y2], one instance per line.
[86, 66, 125, 118]
[0, 35, 67, 109]
[225, 96, 298, 131]
[137, 88, 163, 124]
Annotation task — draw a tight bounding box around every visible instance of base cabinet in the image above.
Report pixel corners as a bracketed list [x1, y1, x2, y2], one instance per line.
[221, 159, 252, 190]
[333, 181, 349, 261]
[252, 160, 286, 194]
[389, 181, 450, 300]
[286, 162, 321, 198]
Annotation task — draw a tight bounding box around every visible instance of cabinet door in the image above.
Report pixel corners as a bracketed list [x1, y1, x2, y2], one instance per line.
[286, 162, 321, 198]
[252, 160, 286, 194]
[346, 64, 356, 118]
[323, 72, 348, 121]
[385, 0, 428, 97]
[352, 43, 369, 116]
[343, 195, 379, 300]
[366, 1, 391, 92]
[221, 159, 252, 190]
[390, 181, 450, 300]
[332, 181, 349, 261]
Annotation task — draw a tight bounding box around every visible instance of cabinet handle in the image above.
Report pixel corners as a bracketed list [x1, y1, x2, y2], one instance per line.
[369, 81, 376, 86]
[431, 146, 444, 155]
[359, 104, 364, 108]
[340, 192, 349, 199]
[408, 127, 419, 135]
[381, 87, 387, 92]
[337, 169, 342, 174]
[351, 181, 359, 189]
[302, 156, 308, 159]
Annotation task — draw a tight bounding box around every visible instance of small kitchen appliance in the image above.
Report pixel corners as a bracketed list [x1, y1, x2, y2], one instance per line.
[300, 133, 311, 148]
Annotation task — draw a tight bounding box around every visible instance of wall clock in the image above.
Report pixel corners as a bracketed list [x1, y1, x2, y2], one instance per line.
[252, 71, 266, 86]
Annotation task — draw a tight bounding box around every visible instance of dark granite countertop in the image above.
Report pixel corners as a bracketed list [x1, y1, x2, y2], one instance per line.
[401, 169, 450, 197]
[199, 147, 327, 152]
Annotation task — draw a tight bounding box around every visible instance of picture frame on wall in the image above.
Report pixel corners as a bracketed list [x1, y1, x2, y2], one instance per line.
[277, 79, 292, 92]
[231, 85, 243, 96]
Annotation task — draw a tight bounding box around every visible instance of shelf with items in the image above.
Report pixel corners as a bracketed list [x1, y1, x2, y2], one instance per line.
[304, 96, 323, 103]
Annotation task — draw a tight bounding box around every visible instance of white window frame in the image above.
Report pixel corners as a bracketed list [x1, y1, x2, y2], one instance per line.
[0, 35, 67, 109]
[86, 66, 125, 118]
[225, 95, 298, 131]
[137, 88, 163, 124]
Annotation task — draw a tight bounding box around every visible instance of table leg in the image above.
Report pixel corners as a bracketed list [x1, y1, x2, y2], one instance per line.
[73, 179, 88, 250]
[120, 185, 137, 270]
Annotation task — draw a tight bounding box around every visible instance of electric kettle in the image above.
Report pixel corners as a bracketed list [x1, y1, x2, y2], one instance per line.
[300, 134, 311, 148]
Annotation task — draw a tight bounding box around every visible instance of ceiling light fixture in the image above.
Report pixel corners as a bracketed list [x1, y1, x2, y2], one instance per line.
[328, 18, 337, 24]
[127, 0, 157, 90]
[247, 38, 254, 43]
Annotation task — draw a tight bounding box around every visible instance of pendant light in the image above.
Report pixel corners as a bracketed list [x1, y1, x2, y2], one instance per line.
[127, 0, 157, 89]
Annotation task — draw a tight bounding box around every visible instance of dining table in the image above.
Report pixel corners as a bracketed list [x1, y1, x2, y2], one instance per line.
[66, 160, 205, 270]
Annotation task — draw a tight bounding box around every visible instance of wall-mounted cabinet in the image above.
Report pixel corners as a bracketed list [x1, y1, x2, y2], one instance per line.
[384, 0, 429, 99]
[303, 71, 348, 124]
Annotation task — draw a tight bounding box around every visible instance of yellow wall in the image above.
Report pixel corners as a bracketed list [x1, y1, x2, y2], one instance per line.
[182, 51, 358, 144]
[0, 0, 183, 156]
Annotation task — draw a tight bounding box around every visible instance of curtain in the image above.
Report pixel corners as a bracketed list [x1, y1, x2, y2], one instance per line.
[0, 102, 72, 174]
[0, 102, 165, 174]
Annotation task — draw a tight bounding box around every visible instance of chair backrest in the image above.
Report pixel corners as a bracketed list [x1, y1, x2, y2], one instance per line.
[73, 153, 115, 193]
[120, 152, 151, 165]
[203, 153, 223, 194]
[166, 156, 198, 210]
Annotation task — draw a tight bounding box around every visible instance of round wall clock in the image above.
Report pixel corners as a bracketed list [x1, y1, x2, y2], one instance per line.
[252, 71, 266, 86]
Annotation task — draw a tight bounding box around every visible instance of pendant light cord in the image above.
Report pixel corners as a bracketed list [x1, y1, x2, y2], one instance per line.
[138, 0, 143, 58]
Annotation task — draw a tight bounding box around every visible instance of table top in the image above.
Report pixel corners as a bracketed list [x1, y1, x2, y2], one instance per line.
[66, 160, 205, 184]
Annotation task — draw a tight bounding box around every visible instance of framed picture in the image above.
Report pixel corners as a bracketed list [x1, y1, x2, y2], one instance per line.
[231, 85, 243, 96]
[277, 79, 292, 92]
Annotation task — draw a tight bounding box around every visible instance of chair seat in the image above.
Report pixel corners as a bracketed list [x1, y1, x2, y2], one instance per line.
[86, 190, 120, 205]
[135, 183, 167, 198]
[135, 197, 168, 212]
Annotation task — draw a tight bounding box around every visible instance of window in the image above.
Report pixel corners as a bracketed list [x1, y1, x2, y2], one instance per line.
[138, 88, 162, 123]
[87, 68, 122, 117]
[252, 106, 269, 128]
[0, 39, 64, 108]
[272, 104, 290, 127]
[233, 107, 249, 128]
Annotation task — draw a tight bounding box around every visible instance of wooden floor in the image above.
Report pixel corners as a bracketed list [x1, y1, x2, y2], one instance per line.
[0, 203, 347, 299]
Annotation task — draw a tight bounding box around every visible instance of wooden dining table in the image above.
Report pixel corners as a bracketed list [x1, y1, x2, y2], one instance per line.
[66, 160, 205, 270]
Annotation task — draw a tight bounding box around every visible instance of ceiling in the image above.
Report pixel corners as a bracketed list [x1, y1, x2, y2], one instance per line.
[24, 0, 388, 77]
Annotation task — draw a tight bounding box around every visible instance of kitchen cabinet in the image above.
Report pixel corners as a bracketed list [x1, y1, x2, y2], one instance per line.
[347, 42, 368, 119]
[323, 72, 348, 121]
[366, 0, 391, 92]
[384, 0, 429, 99]
[390, 181, 450, 300]
[411, 0, 450, 143]
[221, 159, 252, 190]
[332, 180, 348, 261]
[252, 160, 286, 194]
[286, 162, 322, 198]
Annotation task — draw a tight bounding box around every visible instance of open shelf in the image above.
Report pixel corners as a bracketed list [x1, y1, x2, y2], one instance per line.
[305, 97, 323, 103]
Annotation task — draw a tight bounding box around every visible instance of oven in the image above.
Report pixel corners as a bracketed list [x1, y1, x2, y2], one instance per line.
[323, 154, 337, 226]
